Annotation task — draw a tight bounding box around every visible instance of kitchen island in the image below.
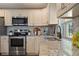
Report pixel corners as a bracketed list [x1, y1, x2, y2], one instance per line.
[27, 35, 61, 56]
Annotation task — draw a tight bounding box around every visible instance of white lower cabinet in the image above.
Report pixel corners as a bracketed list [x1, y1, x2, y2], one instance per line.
[4, 10, 12, 26]
[0, 36, 9, 55]
[26, 36, 40, 55]
[26, 36, 35, 55]
[34, 37, 41, 55]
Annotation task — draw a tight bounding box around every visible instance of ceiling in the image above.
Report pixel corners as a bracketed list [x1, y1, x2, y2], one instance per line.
[0, 3, 48, 9]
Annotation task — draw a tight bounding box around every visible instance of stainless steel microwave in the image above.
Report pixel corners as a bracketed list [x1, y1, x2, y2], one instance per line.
[12, 17, 28, 26]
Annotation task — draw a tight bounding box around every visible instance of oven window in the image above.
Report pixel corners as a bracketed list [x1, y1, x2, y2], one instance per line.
[10, 38, 24, 47]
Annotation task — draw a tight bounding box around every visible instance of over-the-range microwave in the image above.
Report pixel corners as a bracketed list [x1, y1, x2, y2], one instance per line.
[12, 17, 28, 26]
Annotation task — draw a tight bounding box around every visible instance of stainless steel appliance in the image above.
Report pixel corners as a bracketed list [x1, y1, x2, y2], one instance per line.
[12, 17, 28, 26]
[9, 36, 26, 56]
[8, 27, 28, 56]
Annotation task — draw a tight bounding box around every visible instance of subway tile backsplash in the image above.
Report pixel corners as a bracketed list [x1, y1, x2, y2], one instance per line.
[7, 26, 49, 36]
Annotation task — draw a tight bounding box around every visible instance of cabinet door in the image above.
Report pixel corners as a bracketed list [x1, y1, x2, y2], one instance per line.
[0, 9, 4, 17]
[1, 36, 9, 55]
[41, 7, 49, 26]
[34, 37, 40, 55]
[28, 10, 43, 26]
[49, 4, 58, 24]
[26, 37, 35, 55]
[5, 10, 12, 26]
[11, 10, 22, 16]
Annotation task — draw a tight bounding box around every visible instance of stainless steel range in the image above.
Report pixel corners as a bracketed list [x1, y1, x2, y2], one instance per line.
[9, 36, 26, 56]
[8, 27, 29, 56]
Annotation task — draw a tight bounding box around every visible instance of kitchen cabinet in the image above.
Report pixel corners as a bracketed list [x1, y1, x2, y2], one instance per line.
[34, 36, 41, 55]
[26, 36, 35, 55]
[3, 8, 49, 26]
[0, 9, 5, 17]
[0, 36, 9, 55]
[4, 10, 12, 26]
[3, 8, 48, 26]
[26, 36, 40, 55]
[4, 9, 27, 26]
[49, 4, 58, 24]
[28, 10, 42, 26]
[28, 8, 48, 26]
[10, 10, 26, 17]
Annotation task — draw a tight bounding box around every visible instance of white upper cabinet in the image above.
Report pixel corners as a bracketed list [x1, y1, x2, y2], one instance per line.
[4, 9, 27, 26]
[29, 10, 42, 26]
[41, 7, 49, 26]
[48, 4, 58, 24]
[4, 9, 12, 26]
[0, 8, 48, 26]
[27, 8, 48, 26]
[10, 9, 26, 17]
[0, 9, 4, 17]
[0, 9, 12, 26]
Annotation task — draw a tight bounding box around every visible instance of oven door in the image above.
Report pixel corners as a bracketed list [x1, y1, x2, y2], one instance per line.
[10, 38, 24, 47]
[9, 36, 26, 56]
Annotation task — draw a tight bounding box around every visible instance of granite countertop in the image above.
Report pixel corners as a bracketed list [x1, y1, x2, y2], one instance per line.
[27, 35, 61, 41]
[72, 46, 79, 56]
[39, 37, 61, 56]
